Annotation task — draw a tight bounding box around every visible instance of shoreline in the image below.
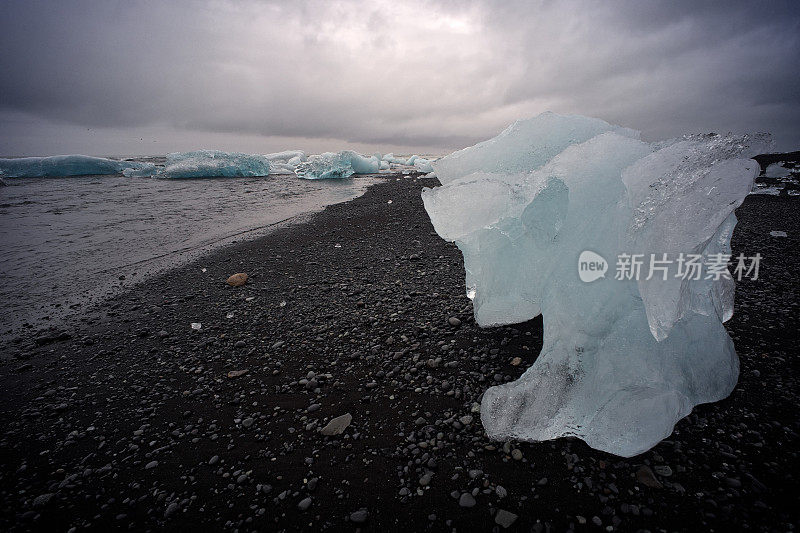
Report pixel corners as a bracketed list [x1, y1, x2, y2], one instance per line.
[0, 178, 798, 531]
[0, 174, 384, 348]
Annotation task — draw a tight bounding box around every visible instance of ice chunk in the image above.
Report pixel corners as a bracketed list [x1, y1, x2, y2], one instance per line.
[265, 150, 306, 162]
[122, 163, 157, 178]
[0, 155, 153, 178]
[432, 112, 639, 185]
[414, 157, 435, 173]
[349, 153, 380, 174]
[295, 152, 354, 180]
[422, 112, 769, 457]
[268, 162, 299, 174]
[157, 150, 271, 178]
[295, 151, 379, 180]
[764, 162, 791, 178]
[382, 153, 409, 165]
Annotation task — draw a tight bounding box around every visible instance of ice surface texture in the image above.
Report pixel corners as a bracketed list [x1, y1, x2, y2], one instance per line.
[151, 150, 272, 178]
[422, 112, 770, 457]
[295, 151, 379, 180]
[0, 155, 152, 178]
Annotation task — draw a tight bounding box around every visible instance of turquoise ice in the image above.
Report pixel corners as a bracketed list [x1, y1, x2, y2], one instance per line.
[422, 112, 771, 457]
[0, 155, 153, 178]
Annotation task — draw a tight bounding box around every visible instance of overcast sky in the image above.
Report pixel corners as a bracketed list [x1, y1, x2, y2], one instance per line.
[1, 0, 798, 156]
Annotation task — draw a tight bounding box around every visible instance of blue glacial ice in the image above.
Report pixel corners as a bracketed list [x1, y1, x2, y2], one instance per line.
[294, 151, 380, 180]
[422, 112, 771, 457]
[152, 150, 272, 178]
[0, 155, 153, 178]
[265, 150, 307, 174]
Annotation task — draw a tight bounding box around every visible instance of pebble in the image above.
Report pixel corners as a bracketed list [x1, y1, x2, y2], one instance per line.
[144, 460, 159, 470]
[458, 493, 476, 508]
[32, 493, 54, 508]
[654, 465, 673, 477]
[350, 509, 369, 523]
[448, 317, 462, 327]
[297, 497, 312, 511]
[164, 502, 179, 518]
[495, 509, 518, 528]
[636, 466, 663, 489]
[320, 413, 352, 436]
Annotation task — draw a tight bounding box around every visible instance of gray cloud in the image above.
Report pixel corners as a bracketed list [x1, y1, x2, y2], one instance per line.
[1, 0, 798, 155]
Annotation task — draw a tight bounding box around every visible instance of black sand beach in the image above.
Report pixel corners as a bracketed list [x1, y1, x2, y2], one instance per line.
[1, 174, 798, 532]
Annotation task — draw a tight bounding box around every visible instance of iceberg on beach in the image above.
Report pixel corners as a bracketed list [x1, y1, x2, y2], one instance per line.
[264, 150, 307, 173]
[121, 150, 273, 178]
[0, 155, 153, 178]
[156, 150, 271, 178]
[422, 112, 770, 457]
[413, 157, 434, 173]
[382, 153, 408, 165]
[294, 150, 379, 180]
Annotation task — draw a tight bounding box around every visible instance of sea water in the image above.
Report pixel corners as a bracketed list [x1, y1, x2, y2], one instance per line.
[0, 164, 378, 335]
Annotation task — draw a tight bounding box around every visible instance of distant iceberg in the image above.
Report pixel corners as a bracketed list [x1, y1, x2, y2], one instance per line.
[265, 150, 307, 174]
[153, 150, 272, 178]
[0, 155, 152, 178]
[295, 150, 380, 180]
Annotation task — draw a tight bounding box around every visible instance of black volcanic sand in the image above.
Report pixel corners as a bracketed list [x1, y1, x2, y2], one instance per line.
[1, 175, 798, 532]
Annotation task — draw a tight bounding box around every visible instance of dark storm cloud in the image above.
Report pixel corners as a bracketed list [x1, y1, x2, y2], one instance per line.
[1, 0, 798, 155]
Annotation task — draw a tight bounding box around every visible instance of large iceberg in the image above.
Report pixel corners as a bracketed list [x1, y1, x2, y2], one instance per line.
[422, 112, 770, 457]
[151, 150, 272, 178]
[294, 150, 379, 180]
[0, 155, 152, 178]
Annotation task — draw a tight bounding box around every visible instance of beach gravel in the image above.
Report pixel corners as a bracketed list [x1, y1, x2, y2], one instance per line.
[0, 175, 797, 531]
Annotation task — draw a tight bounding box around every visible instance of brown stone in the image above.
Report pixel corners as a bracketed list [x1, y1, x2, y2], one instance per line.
[636, 465, 663, 488]
[226, 273, 248, 287]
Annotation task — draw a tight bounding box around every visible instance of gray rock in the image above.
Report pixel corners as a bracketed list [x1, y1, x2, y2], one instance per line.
[350, 509, 369, 523]
[32, 493, 54, 508]
[297, 497, 312, 511]
[242, 417, 254, 428]
[448, 317, 462, 327]
[164, 502, 179, 518]
[320, 413, 352, 436]
[495, 509, 518, 528]
[145, 460, 159, 470]
[654, 465, 672, 477]
[458, 492, 476, 508]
